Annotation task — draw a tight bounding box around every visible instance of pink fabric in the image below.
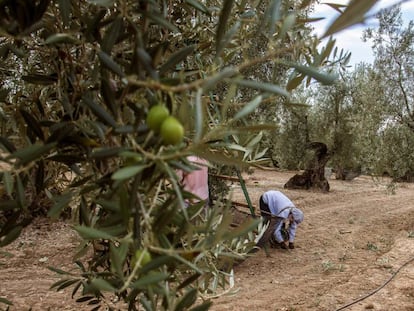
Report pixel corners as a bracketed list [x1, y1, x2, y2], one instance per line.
[182, 156, 209, 202]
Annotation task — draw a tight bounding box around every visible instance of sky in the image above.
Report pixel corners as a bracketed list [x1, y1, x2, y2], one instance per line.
[311, 0, 414, 67]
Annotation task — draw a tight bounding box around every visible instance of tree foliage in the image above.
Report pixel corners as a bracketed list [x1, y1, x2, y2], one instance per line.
[305, 4, 414, 182]
[362, 5, 414, 180]
[364, 5, 414, 132]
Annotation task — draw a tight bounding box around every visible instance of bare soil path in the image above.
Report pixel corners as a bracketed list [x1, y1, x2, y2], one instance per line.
[213, 170, 414, 311]
[1, 169, 413, 311]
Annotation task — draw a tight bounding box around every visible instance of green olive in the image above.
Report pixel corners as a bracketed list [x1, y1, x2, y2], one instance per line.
[160, 116, 184, 145]
[146, 105, 170, 132]
[132, 249, 152, 268]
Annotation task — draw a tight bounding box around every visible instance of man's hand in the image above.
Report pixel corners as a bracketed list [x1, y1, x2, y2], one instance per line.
[289, 242, 295, 249]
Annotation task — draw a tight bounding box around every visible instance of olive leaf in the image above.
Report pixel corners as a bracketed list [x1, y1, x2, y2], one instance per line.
[111, 165, 148, 181]
[74, 225, 115, 240]
[323, 0, 378, 38]
[130, 272, 169, 289]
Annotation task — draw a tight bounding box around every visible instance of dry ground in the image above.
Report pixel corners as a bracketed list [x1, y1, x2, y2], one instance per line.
[1, 169, 413, 311]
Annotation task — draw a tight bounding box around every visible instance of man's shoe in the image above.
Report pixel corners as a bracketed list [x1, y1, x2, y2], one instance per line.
[280, 242, 288, 249]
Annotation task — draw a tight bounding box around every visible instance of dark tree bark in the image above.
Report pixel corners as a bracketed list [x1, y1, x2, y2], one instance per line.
[284, 142, 330, 192]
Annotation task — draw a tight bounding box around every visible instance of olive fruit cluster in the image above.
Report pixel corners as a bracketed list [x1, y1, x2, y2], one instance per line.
[146, 105, 184, 145]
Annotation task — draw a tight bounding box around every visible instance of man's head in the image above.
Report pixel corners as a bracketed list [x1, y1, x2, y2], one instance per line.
[290, 207, 304, 224]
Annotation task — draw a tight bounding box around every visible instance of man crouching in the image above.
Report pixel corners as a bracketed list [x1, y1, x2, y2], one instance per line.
[254, 190, 304, 251]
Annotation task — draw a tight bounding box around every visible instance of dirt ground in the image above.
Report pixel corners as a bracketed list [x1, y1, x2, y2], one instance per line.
[1, 169, 413, 311]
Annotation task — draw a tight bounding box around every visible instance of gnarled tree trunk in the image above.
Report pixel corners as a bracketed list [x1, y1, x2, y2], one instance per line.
[284, 142, 330, 192]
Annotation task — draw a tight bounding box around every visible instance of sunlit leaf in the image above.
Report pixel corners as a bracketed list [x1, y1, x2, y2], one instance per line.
[289, 63, 338, 85]
[233, 96, 262, 121]
[12, 143, 56, 166]
[99, 224, 125, 237]
[202, 124, 274, 147]
[194, 89, 203, 143]
[224, 217, 261, 240]
[253, 147, 269, 161]
[90, 147, 124, 159]
[74, 225, 115, 240]
[246, 131, 263, 149]
[233, 79, 290, 97]
[110, 241, 129, 277]
[90, 278, 116, 292]
[323, 0, 378, 38]
[262, 0, 281, 34]
[130, 272, 169, 289]
[226, 144, 247, 153]
[111, 165, 148, 180]
[44, 33, 78, 45]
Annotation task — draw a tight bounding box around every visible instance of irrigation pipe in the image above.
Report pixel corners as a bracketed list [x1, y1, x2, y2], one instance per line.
[334, 256, 414, 311]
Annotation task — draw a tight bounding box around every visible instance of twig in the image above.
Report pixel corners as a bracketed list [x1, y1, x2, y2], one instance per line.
[334, 256, 414, 311]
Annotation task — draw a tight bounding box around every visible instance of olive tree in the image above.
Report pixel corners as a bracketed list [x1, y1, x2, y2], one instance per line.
[362, 5, 414, 179]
